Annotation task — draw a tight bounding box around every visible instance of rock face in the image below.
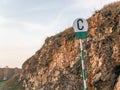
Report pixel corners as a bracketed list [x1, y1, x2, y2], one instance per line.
[22, 2, 120, 90]
[0, 67, 21, 81]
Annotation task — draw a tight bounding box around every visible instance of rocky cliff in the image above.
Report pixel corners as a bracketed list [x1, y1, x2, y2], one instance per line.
[0, 67, 22, 90]
[22, 2, 120, 90]
[0, 67, 21, 81]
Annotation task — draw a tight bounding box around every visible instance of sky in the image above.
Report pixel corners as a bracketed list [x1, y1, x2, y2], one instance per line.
[0, 0, 119, 68]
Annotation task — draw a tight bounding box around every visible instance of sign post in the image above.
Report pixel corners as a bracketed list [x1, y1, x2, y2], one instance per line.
[73, 18, 88, 90]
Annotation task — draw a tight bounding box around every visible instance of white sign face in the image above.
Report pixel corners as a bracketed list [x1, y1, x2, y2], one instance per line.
[73, 18, 88, 32]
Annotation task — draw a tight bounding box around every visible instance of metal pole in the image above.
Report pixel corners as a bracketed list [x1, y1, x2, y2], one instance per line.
[80, 39, 88, 90]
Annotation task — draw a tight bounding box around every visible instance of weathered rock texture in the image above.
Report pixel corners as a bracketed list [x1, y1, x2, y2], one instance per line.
[22, 2, 120, 90]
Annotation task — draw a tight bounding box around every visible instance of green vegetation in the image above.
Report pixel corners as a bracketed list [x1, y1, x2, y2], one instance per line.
[0, 80, 24, 90]
[0, 74, 24, 90]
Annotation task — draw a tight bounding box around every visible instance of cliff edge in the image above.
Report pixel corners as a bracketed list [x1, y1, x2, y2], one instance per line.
[22, 2, 120, 90]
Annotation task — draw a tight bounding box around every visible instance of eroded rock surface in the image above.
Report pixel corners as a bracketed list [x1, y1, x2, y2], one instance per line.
[21, 2, 120, 90]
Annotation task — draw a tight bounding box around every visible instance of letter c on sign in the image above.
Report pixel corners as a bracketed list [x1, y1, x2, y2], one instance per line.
[77, 19, 84, 30]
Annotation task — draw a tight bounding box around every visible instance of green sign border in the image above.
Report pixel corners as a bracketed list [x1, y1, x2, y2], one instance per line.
[75, 32, 88, 39]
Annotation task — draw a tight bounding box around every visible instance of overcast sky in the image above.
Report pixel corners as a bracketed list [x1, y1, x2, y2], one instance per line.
[0, 0, 118, 68]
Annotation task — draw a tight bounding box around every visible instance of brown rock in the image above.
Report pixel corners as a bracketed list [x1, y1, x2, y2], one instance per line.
[21, 1, 120, 90]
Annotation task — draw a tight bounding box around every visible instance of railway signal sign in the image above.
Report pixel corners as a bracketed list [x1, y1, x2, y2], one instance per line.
[73, 18, 88, 90]
[73, 18, 88, 39]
